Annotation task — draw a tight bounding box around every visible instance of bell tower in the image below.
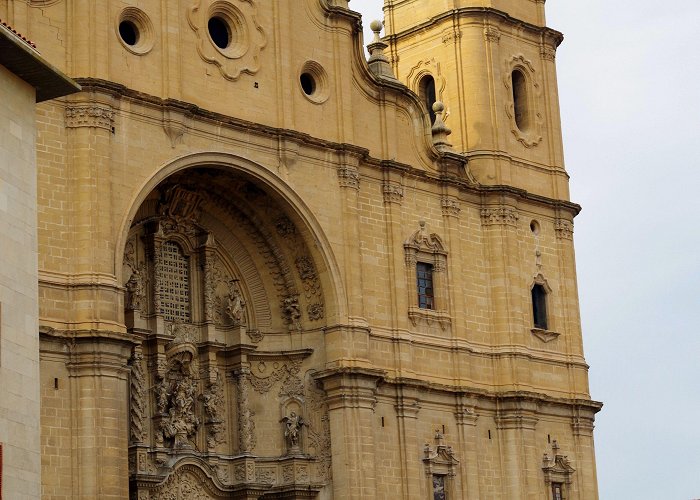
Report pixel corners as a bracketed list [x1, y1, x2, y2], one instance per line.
[383, 0, 567, 199]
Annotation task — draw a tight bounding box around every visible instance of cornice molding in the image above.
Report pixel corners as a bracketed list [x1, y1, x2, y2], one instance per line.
[385, 7, 563, 47]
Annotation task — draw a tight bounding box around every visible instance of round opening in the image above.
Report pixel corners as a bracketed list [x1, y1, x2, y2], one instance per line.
[530, 220, 540, 234]
[208, 16, 231, 49]
[300, 73, 316, 96]
[119, 20, 139, 46]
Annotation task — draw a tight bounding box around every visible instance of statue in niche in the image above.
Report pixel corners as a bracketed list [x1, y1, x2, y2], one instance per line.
[281, 412, 306, 453]
[225, 279, 245, 325]
[125, 265, 146, 311]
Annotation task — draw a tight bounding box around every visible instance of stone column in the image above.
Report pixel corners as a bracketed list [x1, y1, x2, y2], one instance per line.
[395, 388, 422, 500]
[234, 367, 254, 454]
[316, 368, 384, 500]
[66, 333, 134, 499]
[455, 399, 480, 500]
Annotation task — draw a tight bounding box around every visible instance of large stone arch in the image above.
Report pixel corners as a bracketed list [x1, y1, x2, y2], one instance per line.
[115, 151, 347, 326]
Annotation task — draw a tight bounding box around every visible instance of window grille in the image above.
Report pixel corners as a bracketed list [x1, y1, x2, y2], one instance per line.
[159, 241, 191, 322]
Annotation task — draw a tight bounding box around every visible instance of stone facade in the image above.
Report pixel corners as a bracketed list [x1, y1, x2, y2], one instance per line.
[0, 21, 79, 500]
[0, 0, 600, 499]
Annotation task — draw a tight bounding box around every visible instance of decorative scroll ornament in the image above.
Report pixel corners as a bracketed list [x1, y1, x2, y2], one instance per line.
[404, 221, 447, 256]
[187, 0, 267, 81]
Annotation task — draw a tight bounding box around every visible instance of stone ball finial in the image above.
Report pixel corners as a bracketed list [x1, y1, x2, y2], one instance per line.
[432, 101, 445, 113]
[370, 20, 383, 34]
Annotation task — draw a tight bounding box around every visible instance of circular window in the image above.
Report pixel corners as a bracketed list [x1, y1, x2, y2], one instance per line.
[207, 2, 248, 58]
[299, 61, 329, 104]
[208, 16, 230, 49]
[119, 20, 138, 46]
[117, 8, 154, 55]
[300, 73, 315, 96]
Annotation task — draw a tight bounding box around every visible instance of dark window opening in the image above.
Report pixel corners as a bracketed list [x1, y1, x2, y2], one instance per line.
[119, 20, 139, 46]
[417, 262, 434, 310]
[300, 73, 315, 96]
[552, 482, 564, 500]
[432, 474, 446, 500]
[419, 75, 437, 124]
[532, 283, 547, 330]
[512, 69, 530, 131]
[208, 16, 230, 49]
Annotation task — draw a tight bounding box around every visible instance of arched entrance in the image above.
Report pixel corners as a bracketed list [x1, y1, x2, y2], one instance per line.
[121, 155, 339, 498]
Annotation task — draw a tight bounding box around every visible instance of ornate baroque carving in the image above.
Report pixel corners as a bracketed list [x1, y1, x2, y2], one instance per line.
[129, 349, 146, 443]
[480, 207, 520, 227]
[202, 369, 226, 450]
[235, 369, 255, 453]
[65, 104, 115, 130]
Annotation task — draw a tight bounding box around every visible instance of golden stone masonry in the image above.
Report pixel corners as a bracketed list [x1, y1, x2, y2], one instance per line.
[0, 0, 601, 498]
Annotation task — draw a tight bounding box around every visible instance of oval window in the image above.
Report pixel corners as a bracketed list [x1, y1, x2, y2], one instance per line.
[419, 75, 437, 124]
[512, 69, 530, 132]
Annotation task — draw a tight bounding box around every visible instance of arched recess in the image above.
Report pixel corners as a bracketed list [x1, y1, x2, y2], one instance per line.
[116, 151, 347, 329]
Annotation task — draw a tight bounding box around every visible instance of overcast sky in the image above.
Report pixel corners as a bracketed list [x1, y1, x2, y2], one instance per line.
[352, 1, 700, 498]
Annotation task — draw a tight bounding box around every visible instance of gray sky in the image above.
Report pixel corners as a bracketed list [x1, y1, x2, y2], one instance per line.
[352, 1, 700, 498]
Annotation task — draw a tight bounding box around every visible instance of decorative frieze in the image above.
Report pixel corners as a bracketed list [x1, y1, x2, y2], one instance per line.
[480, 206, 520, 227]
[65, 104, 115, 130]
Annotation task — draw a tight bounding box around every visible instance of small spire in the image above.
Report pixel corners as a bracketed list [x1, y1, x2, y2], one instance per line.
[366, 20, 398, 81]
[431, 101, 453, 152]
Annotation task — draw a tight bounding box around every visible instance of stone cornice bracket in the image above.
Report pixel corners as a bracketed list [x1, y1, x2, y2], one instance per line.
[65, 103, 115, 131]
[367, 20, 399, 82]
[336, 145, 366, 190]
[162, 100, 195, 148]
[480, 206, 520, 227]
[382, 180, 404, 205]
[437, 151, 475, 184]
[495, 398, 540, 430]
[441, 197, 461, 217]
[455, 401, 479, 426]
[484, 25, 501, 44]
[278, 133, 301, 174]
[314, 367, 385, 411]
[554, 218, 574, 240]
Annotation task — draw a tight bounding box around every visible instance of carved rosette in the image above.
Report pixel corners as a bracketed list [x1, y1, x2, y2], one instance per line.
[480, 207, 520, 227]
[187, 0, 267, 81]
[65, 104, 115, 130]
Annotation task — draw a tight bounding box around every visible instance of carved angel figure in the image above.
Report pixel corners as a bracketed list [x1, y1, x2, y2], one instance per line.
[225, 279, 245, 324]
[281, 412, 305, 451]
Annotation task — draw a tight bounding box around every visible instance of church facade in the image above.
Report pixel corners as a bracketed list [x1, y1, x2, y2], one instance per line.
[0, 0, 601, 498]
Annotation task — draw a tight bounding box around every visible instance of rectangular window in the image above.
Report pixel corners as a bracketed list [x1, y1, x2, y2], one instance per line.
[531, 284, 547, 330]
[432, 474, 446, 500]
[552, 482, 563, 500]
[417, 262, 434, 310]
